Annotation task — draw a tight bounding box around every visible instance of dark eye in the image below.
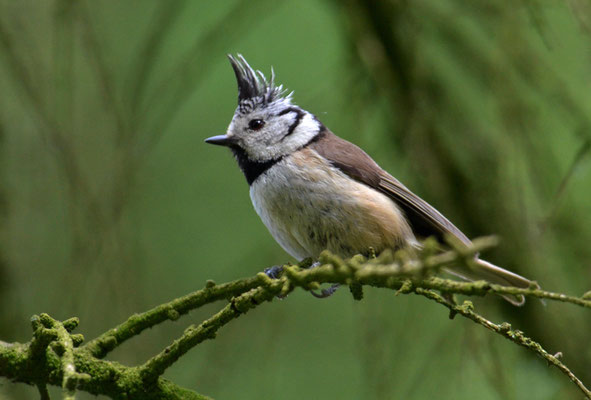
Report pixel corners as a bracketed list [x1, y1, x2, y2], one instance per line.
[248, 119, 265, 131]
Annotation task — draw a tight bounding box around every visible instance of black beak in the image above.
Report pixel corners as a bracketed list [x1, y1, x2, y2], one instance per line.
[205, 135, 235, 147]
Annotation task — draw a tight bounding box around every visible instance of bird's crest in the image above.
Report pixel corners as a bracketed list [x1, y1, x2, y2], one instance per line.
[228, 54, 292, 114]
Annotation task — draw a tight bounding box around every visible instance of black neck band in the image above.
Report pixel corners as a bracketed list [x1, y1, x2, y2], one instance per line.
[231, 147, 283, 185]
[230, 121, 326, 185]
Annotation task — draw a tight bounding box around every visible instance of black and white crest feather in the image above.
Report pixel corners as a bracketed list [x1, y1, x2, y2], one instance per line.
[228, 54, 290, 114]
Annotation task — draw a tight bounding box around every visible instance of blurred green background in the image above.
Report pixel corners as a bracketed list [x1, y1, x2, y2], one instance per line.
[1, 1, 591, 399]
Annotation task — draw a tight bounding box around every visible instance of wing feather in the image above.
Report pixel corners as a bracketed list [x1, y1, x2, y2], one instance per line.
[307, 130, 470, 245]
[377, 174, 471, 245]
[306, 130, 534, 303]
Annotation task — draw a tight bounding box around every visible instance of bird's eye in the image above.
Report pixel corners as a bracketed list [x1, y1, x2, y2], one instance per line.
[248, 119, 265, 131]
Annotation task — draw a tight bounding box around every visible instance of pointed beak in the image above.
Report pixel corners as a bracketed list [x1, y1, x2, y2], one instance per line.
[205, 135, 235, 147]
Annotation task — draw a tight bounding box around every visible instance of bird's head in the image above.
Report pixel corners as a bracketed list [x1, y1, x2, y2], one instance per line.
[206, 55, 323, 164]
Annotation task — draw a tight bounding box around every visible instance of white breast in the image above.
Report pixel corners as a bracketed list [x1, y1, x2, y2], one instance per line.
[249, 148, 416, 260]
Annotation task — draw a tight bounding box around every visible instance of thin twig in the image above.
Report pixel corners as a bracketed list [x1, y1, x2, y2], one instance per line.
[413, 288, 591, 399]
[139, 282, 283, 381]
[83, 274, 267, 358]
[284, 262, 591, 309]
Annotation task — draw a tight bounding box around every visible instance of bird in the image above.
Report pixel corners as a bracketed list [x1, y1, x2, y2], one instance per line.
[205, 54, 535, 305]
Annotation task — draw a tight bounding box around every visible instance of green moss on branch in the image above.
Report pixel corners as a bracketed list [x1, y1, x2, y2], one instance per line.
[84, 274, 266, 359]
[1, 236, 590, 399]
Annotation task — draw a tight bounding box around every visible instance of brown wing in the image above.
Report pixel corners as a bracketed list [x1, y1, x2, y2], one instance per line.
[308, 130, 471, 246]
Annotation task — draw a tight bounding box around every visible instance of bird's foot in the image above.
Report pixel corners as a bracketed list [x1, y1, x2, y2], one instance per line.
[310, 284, 340, 298]
[265, 261, 340, 298]
[264, 265, 284, 279]
[307, 261, 340, 298]
[263, 265, 288, 299]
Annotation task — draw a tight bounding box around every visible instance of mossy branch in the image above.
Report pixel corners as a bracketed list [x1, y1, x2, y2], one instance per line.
[1, 237, 590, 399]
[139, 282, 283, 382]
[414, 288, 591, 398]
[84, 275, 266, 359]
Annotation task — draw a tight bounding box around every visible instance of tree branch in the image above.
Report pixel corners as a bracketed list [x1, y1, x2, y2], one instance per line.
[1, 237, 590, 399]
[139, 281, 283, 382]
[84, 274, 266, 359]
[413, 288, 591, 398]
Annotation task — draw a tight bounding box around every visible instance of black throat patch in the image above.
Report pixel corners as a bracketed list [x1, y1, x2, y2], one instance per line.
[230, 146, 283, 185]
[229, 121, 325, 186]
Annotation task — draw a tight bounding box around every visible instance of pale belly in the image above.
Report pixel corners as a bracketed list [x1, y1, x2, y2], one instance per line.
[249, 150, 416, 260]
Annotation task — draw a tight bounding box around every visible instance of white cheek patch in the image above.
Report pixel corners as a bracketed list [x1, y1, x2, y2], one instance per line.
[227, 96, 323, 162]
[254, 113, 320, 160]
[239, 112, 321, 162]
[282, 113, 320, 150]
[259, 114, 296, 146]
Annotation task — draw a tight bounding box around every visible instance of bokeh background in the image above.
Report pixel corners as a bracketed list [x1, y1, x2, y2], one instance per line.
[1, 1, 591, 399]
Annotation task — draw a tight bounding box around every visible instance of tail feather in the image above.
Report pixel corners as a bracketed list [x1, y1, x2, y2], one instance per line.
[444, 259, 535, 306]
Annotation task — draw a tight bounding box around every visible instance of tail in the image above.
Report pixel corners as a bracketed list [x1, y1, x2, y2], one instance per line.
[444, 259, 536, 306]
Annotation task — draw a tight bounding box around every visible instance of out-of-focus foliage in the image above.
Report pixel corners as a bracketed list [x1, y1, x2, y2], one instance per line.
[0, 1, 590, 399]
